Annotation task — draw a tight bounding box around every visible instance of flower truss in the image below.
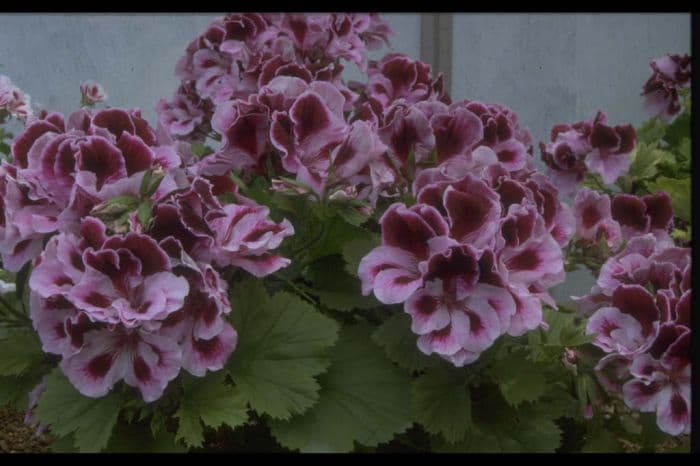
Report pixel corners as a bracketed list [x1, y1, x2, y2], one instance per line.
[0, 13, 692, 453]
[1, 106, 293, 401]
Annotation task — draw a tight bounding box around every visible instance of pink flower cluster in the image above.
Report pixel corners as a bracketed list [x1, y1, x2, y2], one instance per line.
[173, 32, 538, 211]
[0, 75, 32, 120]
[157, 13, 392, 142]
[575, 232, 690, 436]
[540, 111, 636, 196]
[1, 107, 293, 401]
[359, 141, 573, 366]
[572, 188, 674, 248]
[642, 54, 691, 122]
[162, 13, 500, 208]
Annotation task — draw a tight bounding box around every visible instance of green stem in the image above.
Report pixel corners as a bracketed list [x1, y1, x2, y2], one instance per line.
[264, 153, 277, 181]
[591, 176, 615, 196]
[289, 219, 328, 266]
[278, 277, 317, 305]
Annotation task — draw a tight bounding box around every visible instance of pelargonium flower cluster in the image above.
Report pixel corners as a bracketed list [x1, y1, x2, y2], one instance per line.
[162, 14, 534, 210]
[540, 111, 636, 196]
[359, 143, 573, 366]
[571, 188, 674, 249]
[157, 13, 392, 142]
[641, 53, 691, 122]
[571, 188, 623, 249]
[0, 107, 174, 271]
[161, 14, 541, 214]
[575, 232, 690, 436]
[362, 53, 449, 110]
[1, 105, 293, 401]
[0, 74, 33, 120]
[610, 191, 674, 243]
[200, 72, 538, 207]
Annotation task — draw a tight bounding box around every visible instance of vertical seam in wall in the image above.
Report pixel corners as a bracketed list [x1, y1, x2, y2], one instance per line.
[421, 14, 453, 94]
[420, 15, 435, 69]
[439, 14, 453, 95]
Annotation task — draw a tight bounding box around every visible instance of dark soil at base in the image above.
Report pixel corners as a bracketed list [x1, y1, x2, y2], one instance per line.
[0, 405, 52, 453]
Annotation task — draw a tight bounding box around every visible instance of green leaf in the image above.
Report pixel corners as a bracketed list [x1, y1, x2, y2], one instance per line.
[175, 407, 204, 448]
[432, 397, 562, 452]
[106, 424, 187, 453]
[635, 117, 666, 145]
[329, 199, 371, 227]
[305, 255, 377, 311]
[137, 200, 152, 227]
[628, 143, 675, 180]
[637, 412, 676, 451]
[371, 312, 434, 372]
[304, 215, 375, 263]
[240, 176, 275, 208]
[411, 366, 472, 443]
[677, 137, 690, 161]
[0, 328, 43, 376]
[541, 307, 592, 347]
[140, 170, 166, 198]
[227, 279, 339, 420]
[271, 188, 316, 222]
[269, 324, 413, 452]
[671, 226, 691, 242]
[50, 434, 79, 453]
[664, 110, 690, 147]
[647, 176, 691, 222]
[342, 235, 380, 277]
[14, 261, 31, 304]
[190, 142, 214, 159]
[0, 369, 46, 409]
[174, 372, 248, 448]
[581, 429, 624, 452]
[490, 350, 547, 407]
[35, 369, 121, 452]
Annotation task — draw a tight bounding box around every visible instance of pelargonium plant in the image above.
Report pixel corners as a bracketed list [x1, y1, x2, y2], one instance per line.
[563, 53, 692, 442]
[0, 15, 691, 454]
[1, 104, 293, 404]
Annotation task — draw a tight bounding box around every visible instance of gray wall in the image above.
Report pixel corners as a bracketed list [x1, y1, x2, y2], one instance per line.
[452, 13, 690, 152]
[0, 13, 420, 123]
[0, 13, 690, 303]
[0, 14, 214, 121]
[2, 13, 687, 141]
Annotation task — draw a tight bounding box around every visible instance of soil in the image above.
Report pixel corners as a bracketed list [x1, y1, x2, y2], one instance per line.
[0, 405, 52, 453]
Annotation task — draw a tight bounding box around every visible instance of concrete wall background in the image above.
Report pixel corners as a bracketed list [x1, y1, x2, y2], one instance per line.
[0, 13, 690, 303]
[451, 13, 690, 154]
[2, 13, 687, 140]
[0, 13, 420, 123]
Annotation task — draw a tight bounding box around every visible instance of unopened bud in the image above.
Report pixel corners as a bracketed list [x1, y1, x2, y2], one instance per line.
[80, 80, 107, 106]
[271, 178, 308, 195]
[358, 204, 373, 217]
[564, 347, 578, 364]
[328, 185, 357, 202]
[90, 195, 139, 219]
